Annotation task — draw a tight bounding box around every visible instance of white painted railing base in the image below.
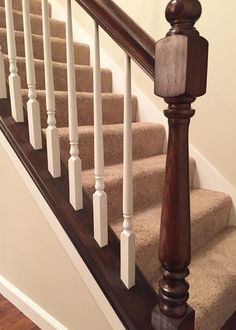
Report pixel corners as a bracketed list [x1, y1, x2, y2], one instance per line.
[120, 230, 135, 289]
[46, 127, 61, 178]
[0, 51, 7, 99]
[0, 275, 67, 330]
[8, 73, 24, 122]
[93, 191, 108, 247]
[68, 157, 83, 210]
[27, 100, 42, 150]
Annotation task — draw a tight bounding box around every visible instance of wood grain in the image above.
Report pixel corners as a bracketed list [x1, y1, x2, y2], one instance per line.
[74, 0, 155, 78]
[0, 295, 39, 330]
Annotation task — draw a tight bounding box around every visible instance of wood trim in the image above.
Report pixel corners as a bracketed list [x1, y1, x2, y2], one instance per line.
[74, 0, 155, 79]
[0, 95, 158, 329]
[221, 311, 236, 330]
[0, 276, 67, 330]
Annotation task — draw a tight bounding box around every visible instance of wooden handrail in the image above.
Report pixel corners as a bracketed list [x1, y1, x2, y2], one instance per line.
[74, 0, 156, 79]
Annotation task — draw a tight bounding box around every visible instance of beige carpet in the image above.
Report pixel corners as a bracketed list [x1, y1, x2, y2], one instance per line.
[1, 2, 235, 329]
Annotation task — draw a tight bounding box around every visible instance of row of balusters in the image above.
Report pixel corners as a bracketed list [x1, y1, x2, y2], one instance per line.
[0, 0, 135, 289]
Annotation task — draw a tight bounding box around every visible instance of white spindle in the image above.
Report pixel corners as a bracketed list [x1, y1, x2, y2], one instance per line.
[0, 44, 7, 99]
[42, 0, 61, 178]
[66, 0, 83, 210]
[4, 0, 23, 121]
[22, 0, 42, 150]
[121, 54, 135, 289]
[93, 22, 108, 248]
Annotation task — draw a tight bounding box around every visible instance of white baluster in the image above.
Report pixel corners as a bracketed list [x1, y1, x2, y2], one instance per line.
[66, 0, 83, 210]
[22, 0, 42, 150]
[93, 22, 108, 248]
[121, 54, 135, 289]
[4, 0, 23, 121]
[0, 44, 7, 99]
[42, 0, 61, 178]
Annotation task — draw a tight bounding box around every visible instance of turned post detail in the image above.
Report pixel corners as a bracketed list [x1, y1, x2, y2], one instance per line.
[152, 1, 208, 329]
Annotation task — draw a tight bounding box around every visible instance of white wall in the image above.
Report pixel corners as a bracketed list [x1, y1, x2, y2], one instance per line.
[0, 139, 115, 330]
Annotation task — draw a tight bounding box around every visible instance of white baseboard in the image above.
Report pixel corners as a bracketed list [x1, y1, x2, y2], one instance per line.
[0, 275, 67, 330]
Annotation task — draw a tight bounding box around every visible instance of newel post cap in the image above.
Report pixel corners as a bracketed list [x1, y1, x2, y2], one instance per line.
[154, 0, 208, 98]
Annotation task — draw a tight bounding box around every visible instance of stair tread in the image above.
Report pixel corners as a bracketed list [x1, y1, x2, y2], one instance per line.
[21, 90, 138, 127]
[0, 0, 50, 17]
[81, 154, 195, 220]
[111, 187, 231, 260]
[59, 123, 165, 170]
[153, 227, 236, 330]
[0, 6, 65, 38]
[0, 28, 90, 65]
[4, 56, 112, 93]
[82, 152, 191, 184]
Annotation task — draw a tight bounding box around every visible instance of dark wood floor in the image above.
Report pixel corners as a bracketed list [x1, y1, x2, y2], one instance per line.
[0, 295, 40, 330]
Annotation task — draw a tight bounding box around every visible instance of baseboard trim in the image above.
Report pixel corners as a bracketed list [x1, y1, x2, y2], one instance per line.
[0, 275, 67, 330]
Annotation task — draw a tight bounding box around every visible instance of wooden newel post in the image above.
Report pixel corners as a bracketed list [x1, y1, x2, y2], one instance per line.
[152, 0, 208, 329]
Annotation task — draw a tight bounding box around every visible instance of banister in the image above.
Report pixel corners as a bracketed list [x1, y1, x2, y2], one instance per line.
[74, 0, 156, 79]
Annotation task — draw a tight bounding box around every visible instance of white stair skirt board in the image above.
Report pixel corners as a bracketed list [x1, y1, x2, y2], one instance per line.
[0, 131, 125, 330]
[0, 276, 67, 330]
[191, 145, 236, 225]
[0, 46, 7, 99]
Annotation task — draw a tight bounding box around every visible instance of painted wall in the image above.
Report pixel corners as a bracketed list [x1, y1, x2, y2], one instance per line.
[53, 0, 236, 189]
[0, 142, 113, 330]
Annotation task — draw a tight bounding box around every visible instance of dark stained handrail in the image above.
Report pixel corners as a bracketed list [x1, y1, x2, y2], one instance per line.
[74, 0, 156, 79]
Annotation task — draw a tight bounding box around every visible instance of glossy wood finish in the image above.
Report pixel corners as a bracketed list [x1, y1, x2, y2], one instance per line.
[0, 92, 158, 329]
[157, 98, 195, 319]
[74, 0, 155, 78]
[152, 0, 208, 328]
[0, 294, 39, 330]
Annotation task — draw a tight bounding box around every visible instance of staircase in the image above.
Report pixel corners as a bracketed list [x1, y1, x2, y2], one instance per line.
[0, 1, 236, 329]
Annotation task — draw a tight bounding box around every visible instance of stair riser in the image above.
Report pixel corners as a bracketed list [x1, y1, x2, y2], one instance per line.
[0, 8, 65, 38]
[83, 159, 195, 221]
[0, 0, 51, 17]
[4, 58, 112, 92]
[60, 125, 165, 170]
[0, 29, 90, 65]
[22, 91, 137, 127]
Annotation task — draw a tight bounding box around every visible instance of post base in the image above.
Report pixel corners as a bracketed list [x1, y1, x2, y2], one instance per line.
[152, 305, 195, 330]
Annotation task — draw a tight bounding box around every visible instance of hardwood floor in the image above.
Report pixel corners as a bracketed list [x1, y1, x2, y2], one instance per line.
[0, 295, 40, 330]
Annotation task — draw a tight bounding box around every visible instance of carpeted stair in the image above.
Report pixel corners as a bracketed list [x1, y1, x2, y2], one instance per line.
[1, 1, 235, 329]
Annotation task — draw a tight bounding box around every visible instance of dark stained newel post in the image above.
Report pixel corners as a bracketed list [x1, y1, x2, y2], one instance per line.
[152, 0, 208, 329]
